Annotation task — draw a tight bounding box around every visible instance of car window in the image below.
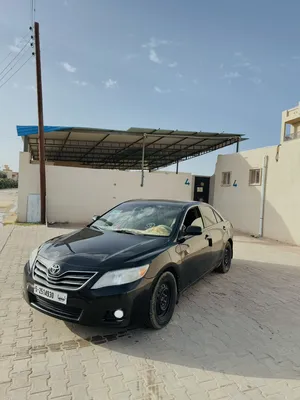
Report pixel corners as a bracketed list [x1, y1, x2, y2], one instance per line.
[200, 205, 218, 227]
[182, 206, 204, 232]
[213, 210, 223, 223]
[90, 202, 183, 237]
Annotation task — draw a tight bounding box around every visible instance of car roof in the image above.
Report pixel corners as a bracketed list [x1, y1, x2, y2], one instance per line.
[122, 199, 208, 208]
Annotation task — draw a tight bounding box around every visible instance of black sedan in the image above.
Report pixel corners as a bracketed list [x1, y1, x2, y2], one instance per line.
[23, 200, 233, 329]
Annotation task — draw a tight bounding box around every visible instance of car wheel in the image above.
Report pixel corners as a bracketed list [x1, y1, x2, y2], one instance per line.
[147, 271, 177, 329]
[216, 242, 232, 273]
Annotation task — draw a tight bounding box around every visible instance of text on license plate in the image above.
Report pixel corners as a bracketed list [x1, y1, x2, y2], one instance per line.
[34, 284, 68, 304]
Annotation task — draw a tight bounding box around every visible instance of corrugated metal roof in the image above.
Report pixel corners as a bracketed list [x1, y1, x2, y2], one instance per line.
[17, 125, 72, 137]
[16, 125, 247, 170]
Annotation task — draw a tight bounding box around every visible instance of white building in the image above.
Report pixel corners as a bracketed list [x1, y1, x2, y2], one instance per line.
[212, 103, 300, 246]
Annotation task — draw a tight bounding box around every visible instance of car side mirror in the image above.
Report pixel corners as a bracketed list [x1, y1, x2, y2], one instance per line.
[185, 225, 202, 236]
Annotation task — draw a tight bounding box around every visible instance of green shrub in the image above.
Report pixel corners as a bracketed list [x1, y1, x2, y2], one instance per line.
[0, 171, 7, 179]
[0, 178, 18, 189]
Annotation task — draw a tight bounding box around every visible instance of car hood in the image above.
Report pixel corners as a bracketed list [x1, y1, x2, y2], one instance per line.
[38, 227, 170, 270]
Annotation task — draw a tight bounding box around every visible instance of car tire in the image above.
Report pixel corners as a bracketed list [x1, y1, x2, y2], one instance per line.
[146, 271, 177, 330]
[216, 242, 232, 273]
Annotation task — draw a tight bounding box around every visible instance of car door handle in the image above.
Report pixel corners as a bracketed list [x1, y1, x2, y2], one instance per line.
[205, 234, 213, 247]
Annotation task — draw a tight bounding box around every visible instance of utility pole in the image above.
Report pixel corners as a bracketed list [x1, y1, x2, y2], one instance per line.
[34, 22, 46, 224]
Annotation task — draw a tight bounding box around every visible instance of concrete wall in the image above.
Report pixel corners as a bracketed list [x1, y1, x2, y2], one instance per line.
[213, 139, 300, 245]
[18, 152, 193, 224]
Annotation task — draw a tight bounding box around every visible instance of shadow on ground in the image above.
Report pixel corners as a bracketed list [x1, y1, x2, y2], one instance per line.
[65, 258, 300, 381]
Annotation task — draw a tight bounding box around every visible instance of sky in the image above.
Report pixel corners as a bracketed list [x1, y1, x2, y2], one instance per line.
[1, 0, 300, 173]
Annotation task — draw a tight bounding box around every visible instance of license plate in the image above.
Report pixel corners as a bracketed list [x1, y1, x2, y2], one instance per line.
[34, 284, 68, 305]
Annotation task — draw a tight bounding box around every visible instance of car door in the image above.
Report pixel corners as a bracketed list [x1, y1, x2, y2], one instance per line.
[200, 204, 224, 268]
[177, 206, 212, 288]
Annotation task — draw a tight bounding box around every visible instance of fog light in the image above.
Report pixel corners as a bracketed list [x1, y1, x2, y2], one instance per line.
[114, 309, 124, 319]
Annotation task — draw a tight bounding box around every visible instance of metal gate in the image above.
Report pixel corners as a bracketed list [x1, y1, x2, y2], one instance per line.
[27, 194, 40, 223]
[193, 176, 210, 203]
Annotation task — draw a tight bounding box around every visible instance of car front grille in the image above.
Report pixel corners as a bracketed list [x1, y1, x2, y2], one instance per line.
[33, 296, 82, 321]
[33, 259, 96, 291]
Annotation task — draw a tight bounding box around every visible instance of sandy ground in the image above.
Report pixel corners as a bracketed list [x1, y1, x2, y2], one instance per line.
[0, 189, 18, 226]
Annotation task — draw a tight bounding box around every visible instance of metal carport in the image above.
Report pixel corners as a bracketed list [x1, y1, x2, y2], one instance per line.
[17, 125, 247, 181]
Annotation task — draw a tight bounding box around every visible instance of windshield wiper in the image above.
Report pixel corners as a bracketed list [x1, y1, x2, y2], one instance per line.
[112, 229, 137, 235]
[97, 218, 113, 226]
[90, 225, 104, 231]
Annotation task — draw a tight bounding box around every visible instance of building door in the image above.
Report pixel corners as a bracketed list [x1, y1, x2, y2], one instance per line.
[193, 176, 210, 203]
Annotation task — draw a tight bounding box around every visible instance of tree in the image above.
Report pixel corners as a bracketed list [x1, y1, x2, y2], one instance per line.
[0, 171, 7, 179]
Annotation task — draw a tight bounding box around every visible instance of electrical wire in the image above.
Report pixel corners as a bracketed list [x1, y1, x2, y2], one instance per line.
[0, 54, 33, 90]
[0, 32, 30, 67]
[0, 39, 31, 82]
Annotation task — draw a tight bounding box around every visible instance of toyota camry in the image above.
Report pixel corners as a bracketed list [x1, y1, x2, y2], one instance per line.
[23, 200, 233, 329]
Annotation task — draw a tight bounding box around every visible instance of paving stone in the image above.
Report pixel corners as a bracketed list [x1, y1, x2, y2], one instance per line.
[49, 379, 70, 398]
[88, 387, 110, 400]
[2, 226, 300, 399]
[86, 372, 106, 391]
[69, 384, 89, 400]
[6, 387, 28, 400]
[30, 374, 49, 394]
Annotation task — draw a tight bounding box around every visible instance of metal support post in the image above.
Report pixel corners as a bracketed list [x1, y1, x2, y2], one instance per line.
[141, 133, 146, 187]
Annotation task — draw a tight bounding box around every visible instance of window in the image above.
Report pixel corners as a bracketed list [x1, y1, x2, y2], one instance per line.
[91, 202, 183, 237]
[249, 169, 261, 186]
[201, 205, 218, 227]
[221, 171, 231, 186]
[182, 206, 204, 231]
[213, 210, 223, 223]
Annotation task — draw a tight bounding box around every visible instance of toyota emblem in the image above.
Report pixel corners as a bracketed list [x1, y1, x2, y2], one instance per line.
[48, 264, 61, 275]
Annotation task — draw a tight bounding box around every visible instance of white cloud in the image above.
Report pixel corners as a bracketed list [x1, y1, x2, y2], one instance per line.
[103, 78, 117, 88]
[168, 62, 177, 68]
[142, 37, 172, 48]
[125, 54, 138, 61]
[149, 49, 162, 64]
[219, 63, 224, 69]
[250, 77, 262, 85]
[154, 86, 171, 94]
[193, 79, 198, 85]
[8, 37, 28, 53]
[73, 80, 88, 86]
[234, 53, 261, 73]
[61, 62, 76, 73]
[176, 72, 183, 78]
[292, 56, 300, 60]
[224, 72, 241, 79]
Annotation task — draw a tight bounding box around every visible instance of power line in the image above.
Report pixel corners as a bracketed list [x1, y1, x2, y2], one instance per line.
[0, 54, 33, 90]
[0, 32, 30, 67]
[0, 39, 31, 81]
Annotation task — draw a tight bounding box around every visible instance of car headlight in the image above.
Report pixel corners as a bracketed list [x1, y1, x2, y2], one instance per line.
[91, 265, 150, 290]
[29, 247, 39, 271]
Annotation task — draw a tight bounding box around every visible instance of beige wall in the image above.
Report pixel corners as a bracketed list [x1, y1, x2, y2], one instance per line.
[18, 152, 193, 224]
[213, 140, 300, 245]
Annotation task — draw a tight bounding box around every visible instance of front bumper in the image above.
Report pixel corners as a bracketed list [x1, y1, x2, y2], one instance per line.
[23, 263, 152, 327]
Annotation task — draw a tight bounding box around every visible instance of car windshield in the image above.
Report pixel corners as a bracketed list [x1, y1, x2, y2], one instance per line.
[90, 202, 183, 237]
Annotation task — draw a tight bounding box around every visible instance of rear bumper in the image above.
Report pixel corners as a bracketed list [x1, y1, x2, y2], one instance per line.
[23, 263, 152, 327]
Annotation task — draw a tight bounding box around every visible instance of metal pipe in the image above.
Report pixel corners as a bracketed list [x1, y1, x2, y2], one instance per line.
[259, 155, 268, 237]
[236, 139, 240, 153]
[176, 160, 179, 174]
[141, 133, 146, 187]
